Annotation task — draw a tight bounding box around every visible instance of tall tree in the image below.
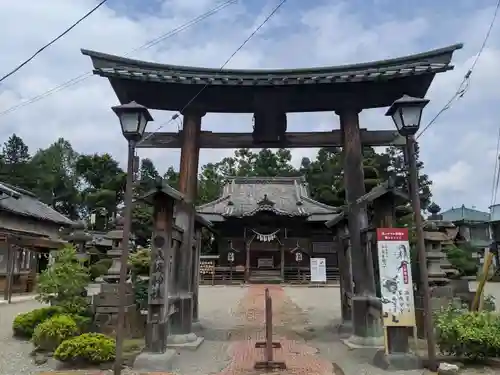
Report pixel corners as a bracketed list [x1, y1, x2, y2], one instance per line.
[30, 138, 80, 219]
[132, 158, 160, 247]
[380, 145, 433, 210]
[75, 153, 126, 229]
[0, 134, 37, 190]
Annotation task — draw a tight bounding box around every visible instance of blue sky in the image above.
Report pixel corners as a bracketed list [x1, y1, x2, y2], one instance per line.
[0, 0, 499, 212]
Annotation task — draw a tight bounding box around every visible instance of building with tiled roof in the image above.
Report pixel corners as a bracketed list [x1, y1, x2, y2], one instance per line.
[441, 204, 491, 250]
[0, 182, 76, 294]
[196, 176, 340, 283]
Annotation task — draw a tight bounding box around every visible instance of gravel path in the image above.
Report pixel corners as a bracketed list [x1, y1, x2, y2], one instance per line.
[0, 300, 54, 375]
[172, 286, 248, 375]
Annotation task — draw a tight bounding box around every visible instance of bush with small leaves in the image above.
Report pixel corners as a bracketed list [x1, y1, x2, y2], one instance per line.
[32, 314, 79, 351]
[54, 333, 116, 365]
[69, 314, 92, 333]
[12, 306, 64, 338]
[435, 303, 500, 360]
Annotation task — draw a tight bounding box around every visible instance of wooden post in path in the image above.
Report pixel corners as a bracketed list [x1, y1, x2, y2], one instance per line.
[254, 288, 286, 370]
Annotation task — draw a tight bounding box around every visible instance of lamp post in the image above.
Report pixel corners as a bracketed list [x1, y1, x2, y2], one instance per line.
[385, 95, 437, 371]
[111, 101, 153, 375]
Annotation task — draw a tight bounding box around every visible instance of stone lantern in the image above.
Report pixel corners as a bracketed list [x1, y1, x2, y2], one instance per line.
[61, 220, 92, 262]
[102, 215, 133, 283]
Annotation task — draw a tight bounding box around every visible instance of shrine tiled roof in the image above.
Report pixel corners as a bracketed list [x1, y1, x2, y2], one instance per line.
[196, 176, 339, 222]
[82, 44, 462, 87]
[0, 182, 75, 226]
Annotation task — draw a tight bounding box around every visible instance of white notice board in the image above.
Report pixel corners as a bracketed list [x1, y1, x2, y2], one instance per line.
[310, 257, 326, 282]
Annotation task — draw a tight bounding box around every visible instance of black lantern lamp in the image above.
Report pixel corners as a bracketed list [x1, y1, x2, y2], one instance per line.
[112, 101, 153, 142]
[385, 94, 429, 137]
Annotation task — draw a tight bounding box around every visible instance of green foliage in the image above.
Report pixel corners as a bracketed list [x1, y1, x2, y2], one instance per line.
[445, 244, 477, 277]
[89, 258, 112, 280]
[128, 248, 151, 276]
[133, 278, 149, 310]
[12, 306, 63, 338]
[36, 246, 90, 313]
[435, 303, 500, 360]
[128, 248, 151, 309]
[483, 295, 496, 312]
[32, 314, 79, 351]
[54, 333, 116, 364]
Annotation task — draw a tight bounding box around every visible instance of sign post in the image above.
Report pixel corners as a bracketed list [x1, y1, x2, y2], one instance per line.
[295, 251, 302, 282]
[310, 257, 326, 284]
[227, 251, 234, 283]
[374, 228, 419, 369]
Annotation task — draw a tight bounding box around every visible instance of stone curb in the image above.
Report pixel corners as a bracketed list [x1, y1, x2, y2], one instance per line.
[0, 294, 37, 306]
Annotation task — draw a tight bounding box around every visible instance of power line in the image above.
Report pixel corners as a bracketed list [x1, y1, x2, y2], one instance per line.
[417, 0, 500, 140]
[0, 0, 236, 118]
[138, 0, 289, 146]
[0, 0, 109, 84]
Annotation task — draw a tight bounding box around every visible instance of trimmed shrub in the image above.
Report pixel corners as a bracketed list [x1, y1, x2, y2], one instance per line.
[435, 303, 500, 360]
[89, 264, 108, 280]
[54, 333, 116, 364]
[12, 306, 63, 338]
[32, 314, 79, 351]
[69, 314, 92, 333]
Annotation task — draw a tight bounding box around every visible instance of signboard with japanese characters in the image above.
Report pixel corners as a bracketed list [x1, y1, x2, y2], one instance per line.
[376, 228, 416, 327]
[295, 251, 303, 262]
[310, 257, 326, 283]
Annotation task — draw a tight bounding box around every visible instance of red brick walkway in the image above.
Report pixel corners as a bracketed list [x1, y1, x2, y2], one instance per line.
[216, 285, 336, 375]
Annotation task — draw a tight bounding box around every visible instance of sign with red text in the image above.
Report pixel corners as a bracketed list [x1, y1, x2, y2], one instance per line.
[376, 228, 416, 327]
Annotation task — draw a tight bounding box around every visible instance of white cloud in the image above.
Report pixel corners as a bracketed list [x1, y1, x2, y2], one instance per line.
[0, 0, 499, 212]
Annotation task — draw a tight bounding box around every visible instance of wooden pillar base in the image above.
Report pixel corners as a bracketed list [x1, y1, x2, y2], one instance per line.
[192, 292, 199, 322]
[373, 349, 421, 371]
[169, 294, 194, 335]
[346, 296, 383, 346]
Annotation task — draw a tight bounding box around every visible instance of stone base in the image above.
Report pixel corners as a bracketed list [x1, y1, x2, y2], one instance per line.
[342, 334, 384, 349]
[372, 349, 422, 370]
[167, 333, 204, 351]
[192, 320, 203, 331]
[337, 321, 352, 337]
[133, 349, 177, 371]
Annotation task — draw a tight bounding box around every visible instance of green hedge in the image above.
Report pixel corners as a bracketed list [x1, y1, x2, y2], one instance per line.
[435, 304, 500, 360]
[12, 306, 63, 338]
[54, 333, 116, 364]
[32, 314, 79, 351]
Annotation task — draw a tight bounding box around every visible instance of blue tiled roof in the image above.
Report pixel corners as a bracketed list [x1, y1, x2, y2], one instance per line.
[441, 205, 490, 223]
[0, 182, 75, 226]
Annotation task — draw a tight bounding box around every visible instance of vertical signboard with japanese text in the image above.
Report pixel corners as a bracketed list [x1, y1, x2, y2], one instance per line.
[310, 258, 327, 283]
[377, 228, 416, 327]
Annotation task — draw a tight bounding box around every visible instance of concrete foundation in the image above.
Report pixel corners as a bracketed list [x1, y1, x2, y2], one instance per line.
[133, 349, 177, 371]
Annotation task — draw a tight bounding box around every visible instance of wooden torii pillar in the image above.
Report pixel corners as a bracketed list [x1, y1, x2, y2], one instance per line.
[337, 108, 379, 345]
[170, 109, 204, 340]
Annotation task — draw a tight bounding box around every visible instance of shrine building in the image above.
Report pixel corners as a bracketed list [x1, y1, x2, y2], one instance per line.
[196, 176, 339, 283]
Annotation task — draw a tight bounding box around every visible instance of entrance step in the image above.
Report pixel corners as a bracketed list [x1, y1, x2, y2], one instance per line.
[249, 270, 282, 284]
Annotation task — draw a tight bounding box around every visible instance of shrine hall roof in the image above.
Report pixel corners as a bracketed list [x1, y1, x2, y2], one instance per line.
[82, 44, 463, 113]
[196, 176, 339, 222]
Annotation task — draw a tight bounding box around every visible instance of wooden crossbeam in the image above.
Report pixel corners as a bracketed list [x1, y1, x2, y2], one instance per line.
[137, 130, 405, 149]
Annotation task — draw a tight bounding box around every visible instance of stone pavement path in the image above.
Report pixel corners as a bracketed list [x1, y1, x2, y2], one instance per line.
[214, 285, 334, 375]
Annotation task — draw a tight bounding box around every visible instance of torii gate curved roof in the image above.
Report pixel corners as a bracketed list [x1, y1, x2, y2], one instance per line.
[82, 44, 462, 113]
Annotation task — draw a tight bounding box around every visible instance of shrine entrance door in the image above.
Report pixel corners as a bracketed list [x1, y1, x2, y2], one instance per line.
[248, 239, 282, 283]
